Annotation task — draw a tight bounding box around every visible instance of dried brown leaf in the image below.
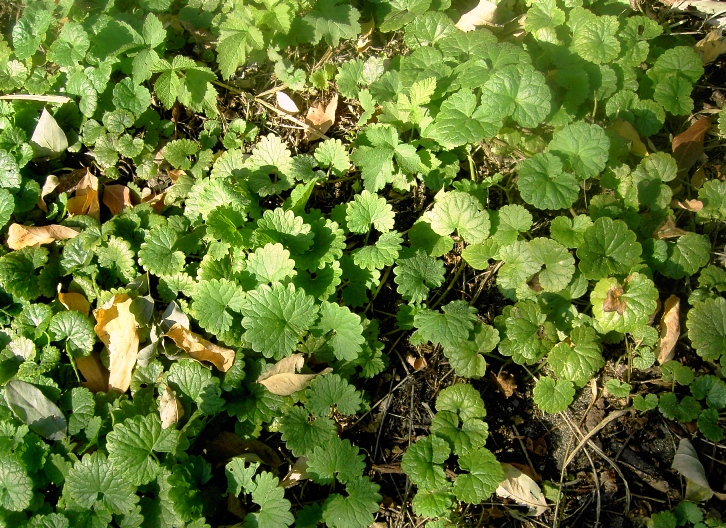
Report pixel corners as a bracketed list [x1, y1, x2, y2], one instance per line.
[159, 385, 184, 429]
[603, 286, 626, 315]
[37, 175, 59, 213]
[496, 463, 548, 516]
[608, 119, 648, 157]
[406, 355, 427, 370]
[166, 323, 235, 372]
[304, 94, 338, 140]
[357, 19, 375, 53]
[75, 352, 109, 393]
[93, 294, 140, 393]
[66, 168, 100, 220]
[103, 184, 133, 215]
[256, 353, 331, 396]
[694, 29, 726, 64]
[455, 0, 498, 31]
[654, 216, 690, 239]
[281, 457, 309, 488]
[657, 295, 680, 364]
[674, 199, 704, 212]
[6, 223, 79, 250]
[58, 292, 90, 317]
[672, 117, 711, 173]
[276, 91, 300, 114]
[490, 371, 517, 398]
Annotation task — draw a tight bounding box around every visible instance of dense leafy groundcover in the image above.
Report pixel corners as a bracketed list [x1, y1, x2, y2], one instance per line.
[0, 0, 725, 526]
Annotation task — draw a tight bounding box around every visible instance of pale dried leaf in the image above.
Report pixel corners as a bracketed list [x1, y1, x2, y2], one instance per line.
[258, 354, 305, 382]
[304, 93, 338, 140]
[103, 184, 133, 215]
[357, 18, 375, 53]
[674, 199, 704, 212]
[166, 323, 236, 372]
[672, 438, 714, 502]
[30, 108, 68, 160]
[672, 117, 710, 173]
[58, 291, 90, 317]
[496, 463, 548, 516]
[406, 355, 427, 370]
[608, 119, 648, 157]
[93, 293, 140, 393]
[281, 457, 309, 488]
[66, 168, 100, 221]
[657, 295, 680, 364]
[141, 187, 166, 213]
[455, 0, 498, 31]
[37, 174, 60, 212]
[695, 29, 726, 64]
[6, 224, 79, 250]
[159, 385, 184, 429]
[276, 91, 300, 114]
[491, 371, 517, 398]
[654, 216, 690, 239]
[75, 352, 109, 393]
[256, 354, 331, 396]
[0, 94, 72, 104]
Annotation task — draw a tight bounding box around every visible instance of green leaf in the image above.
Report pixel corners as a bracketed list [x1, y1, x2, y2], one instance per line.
[577, 217, 642, 280]
[138, 225, 186, 276]
[244, 471, 294, 528]
[435, 383, 486, 421]
[697, 180, 726, 222]
[697, 408, 723, 442]
[442, 323, 497, 379]
[533, 377, 574, 413]
[423, 191, 490, 244]
[605, 379, 630, 398]
[401, 435, 450, 490]
[461, 239, 499, 270]
[5, 379, 67, 440]
[452, 447, 503, 503]
[413, 300, 478, 349]
[648, 512, 677, 528]
[0, 456, 33, 512]
[491, 205, 532, 246]
[166, 360, 225, 415]
[303, 0, 361, 47]
[12, 10, 54, 60]
[658, 393, 701, 423]
[393, 249, 445, 303]
[498, 300, 557, 364]
[321, 476, 381, 528]
[107, 414, 179, 486]
[257, 208, 314, 256]
[48, 22, 90, 67]
[313, 302, 364, 361]
[226, 459, 259, 496]
[548, 326, 603, 386]
[633, 393, 659, 411]
[0, 150, 21, 191]
[430, 411, 488, 455]
[0, 188, 14, 229]
[549, 122, 609, 179]
[63, 452, 138, 515]
[279, 406, 337, 457]
[517, 153, 579, 211]
[48, 311, 95, 356]
[351, 124, 420, 192]
[655, 233, 711, 280]
[248, 243, 297, 284]
[496, 241, 540, 299]
[346, 190, 395, 234]
[307, 437, 365, 484]
[428, 89, 498, 148]
[529, 237, 575, 293]
[315, 139, 350, 175]
[305, 373, 362, 416]
[216, 10, 265, 80]
[404, 11, 455, 49]
[690, 375, 726, 409]
[479, 64, 551, 128]
[411, 486, 454, 518]
[653, 75, 695, 116]
[591, 273, 659, 334]
[352, 230, 403, 271]
[572, 15, 620, 64]
[191, 278, 245, 337]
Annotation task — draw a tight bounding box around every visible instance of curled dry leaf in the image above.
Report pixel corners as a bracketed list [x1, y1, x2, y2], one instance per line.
[673, 199, 703, 213]
[30, 108, 68, 160]
[406, 354, 427, 370]
[276, 91, 300, 114]
[6, 223, 79, 250]
[491, 370, 517, 398]
[141, 187, 166, 213]
[694, 29, 726, 64]
[455, 0, 498, 31]
[103, 184, 133, 215]
[159, 385, 184, 429]
[496, 463, 548, 516]
[93, 293, 140, 393]
[672, 117, 711, 173]
[656, 294, 680, 364]
[653, 216, 689, 239]
[58, 291, 91, 316]
[357, 18, 375, 53]
[608, 119, 648, 157]
[256, 353, 331, 396]
[75, 352, 109, 393]
[66, 168, 100, 221]
[37, 174, 60, 213]
[304, 93, 338, 140]
[672, 438, 716, 502]
[281, 457, 309, 488]
[166, 323, 235, 372]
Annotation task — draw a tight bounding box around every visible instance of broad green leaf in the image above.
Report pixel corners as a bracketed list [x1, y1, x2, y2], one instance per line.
[4, 380, 67, 441]
[413, 300, 478, 349]
[697, 180, 726, 222]
[479, 64, 551, 128]
[352, 230, 403, 271]
[452, 447, 503, 503]
[48, 310, 95, 357]
[697, 408, 723, 442]
[279, 406, 337, 457]
[496, 241, 541, 299]
[572, 15, 620, 64]
[435, 383, 486, 421]
[393, 249, 445, 304]
[529, 237, 575, 293]
[63, 452, 138, 515]
[191, 278, 245, 337]
[401, 435, 450, 490]
[226, 459, 259, 496]
[461, 239, 499, 270]
[404, 11, 455, 49]
[548, 326, 603, 386]
[491, 205, 532, 246]
[442, 323, 497, 379]
[517, 153, 579, 211]
[532, 377, 574, 413]
[346, 190, 395, 234]
[303, 0, 361, 47]
[577, 217, 642, 280]
[307, 437, 365, 484]
[138, 225, 186, 276]
[313, 302, 364, 361]
[305, 373, 362, 416]
[351, 124, 421, 192]
[687, 297, 726, 362]
[690, 375, 726, 410]
[48, 22, 89, 67]
[216, 10, 265, 80]
[315, 139, 350, 175]
[0, 188, 13, 229]
[166, 360, 226, 415]
[655, 233, 711, 280]
[321, 476, 381, 528]
[0, 456, 32, 512]
[107, 414, 179, 486]
[658, 393, 701, 423]
[549, 215, 592, 249]
[549, 122, 609, 179]
[0, 150, 21, 191]
[591, 273, 659, 334]
[423, 191, 490, 244]
[245, 471, 294, 528]
[257, 208, 314, 255]
[247, 243, 297, 284]
[430, 411, 488, 454]
[498, 300, 557, 364]
[411, 486, 454, 518]
[428, 89, 499, 148]
[241, 283, 319, 360]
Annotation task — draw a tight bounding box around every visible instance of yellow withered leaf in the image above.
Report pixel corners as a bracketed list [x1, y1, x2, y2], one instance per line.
[166, 323, 235, 372]
[6, 224, 79, 250]
[93, 294, 139, 393]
